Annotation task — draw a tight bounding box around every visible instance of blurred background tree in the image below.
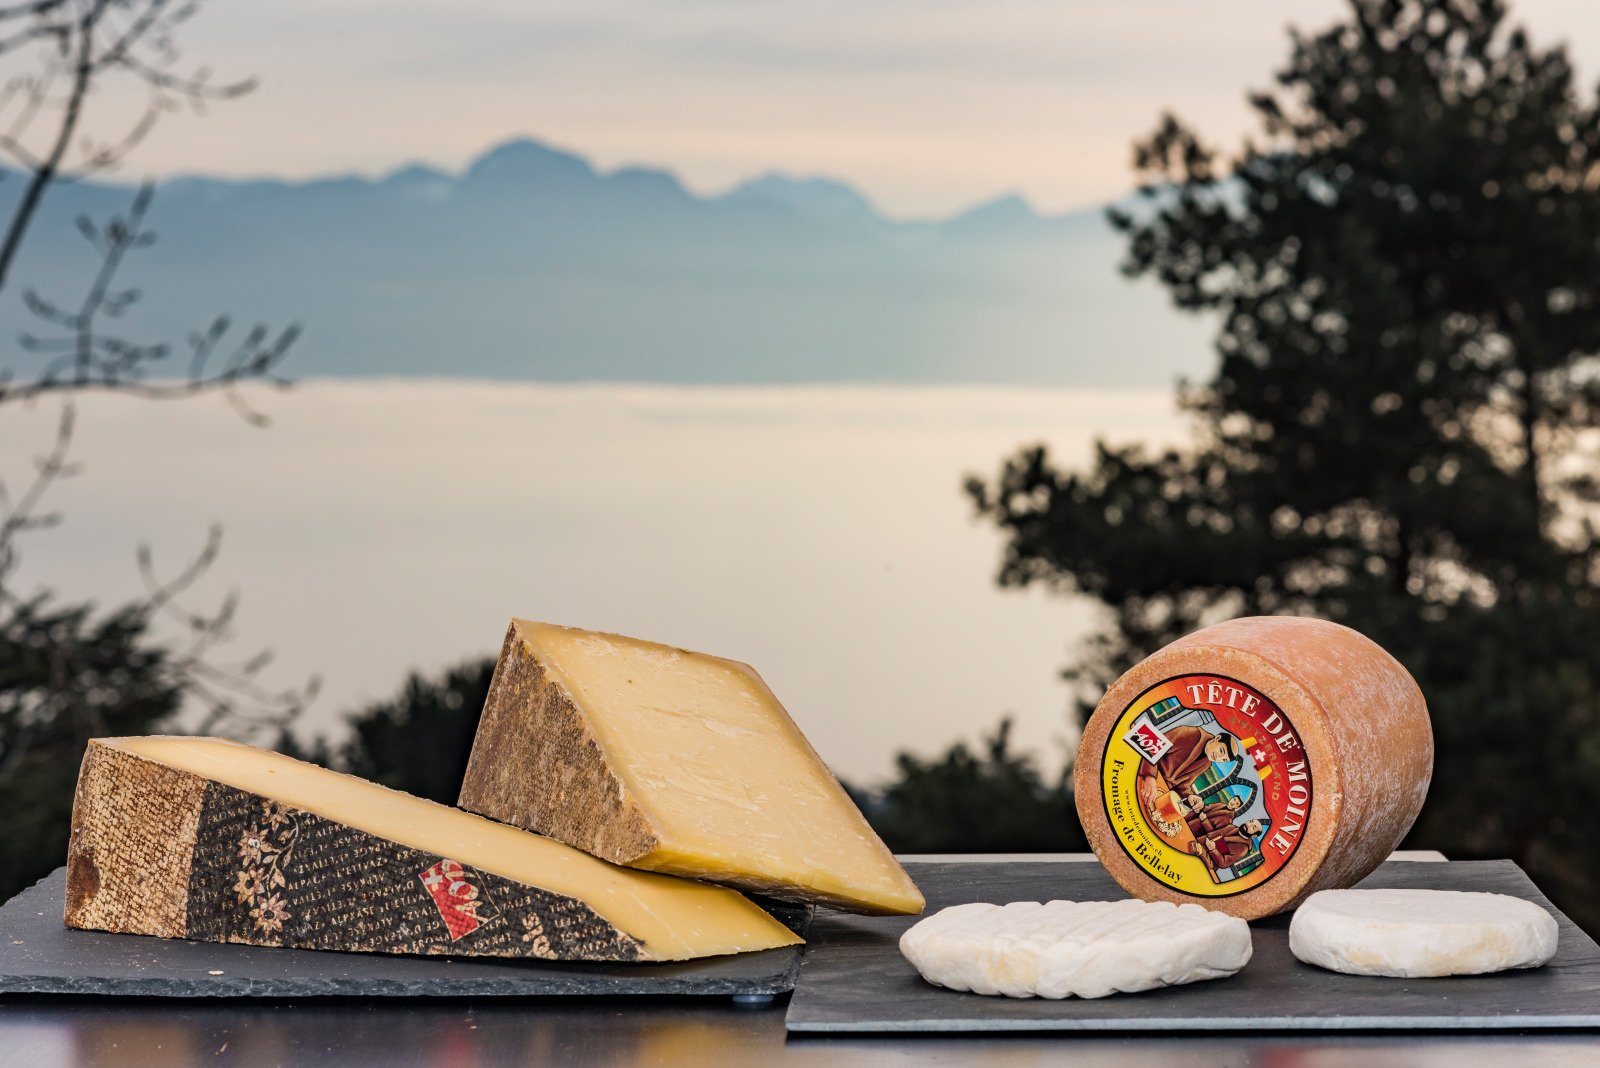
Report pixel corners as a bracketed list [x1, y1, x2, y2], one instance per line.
[864, 719, 1086, 854]
[333, 661, 493, 803]
[969, 0, 1600, 931]
[0, 0, 308, 902]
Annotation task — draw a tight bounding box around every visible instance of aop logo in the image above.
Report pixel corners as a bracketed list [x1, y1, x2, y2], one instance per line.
[420, 860, 488, 940]
[1125, 721, 1173, 762]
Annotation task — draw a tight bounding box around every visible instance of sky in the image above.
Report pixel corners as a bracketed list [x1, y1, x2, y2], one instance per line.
[87, 0, 1600, 217]
[2, 382, 1186, 783]
[13, 0, 1600, 773]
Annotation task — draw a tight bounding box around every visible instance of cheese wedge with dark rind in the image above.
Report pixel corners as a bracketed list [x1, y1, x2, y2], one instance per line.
[458, 620, 924, 916]
[64, 737, 802, 962]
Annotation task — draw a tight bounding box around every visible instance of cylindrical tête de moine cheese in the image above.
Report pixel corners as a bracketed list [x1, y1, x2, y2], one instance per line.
[1075, 616, 1432, 920]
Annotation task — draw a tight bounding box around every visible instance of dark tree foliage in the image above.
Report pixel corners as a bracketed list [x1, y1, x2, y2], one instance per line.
[0, 601, 181, 891]
[968, 0, 1600, 931]
[864, 720, 1087, 855]
[336, 660, 495, 804]
[273, 726, 331, 768]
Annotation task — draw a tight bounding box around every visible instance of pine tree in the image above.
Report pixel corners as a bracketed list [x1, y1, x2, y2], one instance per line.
[968, 0, 1600, 930]
[337, 661, 496, 803]
[0, 602, 181, 900]
[867, 720, 1086, 854]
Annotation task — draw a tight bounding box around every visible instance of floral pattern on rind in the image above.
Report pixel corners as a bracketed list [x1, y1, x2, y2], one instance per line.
[235, 799, 297, 938]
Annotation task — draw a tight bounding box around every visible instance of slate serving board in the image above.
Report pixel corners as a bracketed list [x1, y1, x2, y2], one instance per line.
[786, 859, 1600, 1032]
[0, 869, 809, 998]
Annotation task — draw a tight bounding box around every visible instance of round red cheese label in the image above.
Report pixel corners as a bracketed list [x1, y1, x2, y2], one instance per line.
[1099, 673, 1313, 897]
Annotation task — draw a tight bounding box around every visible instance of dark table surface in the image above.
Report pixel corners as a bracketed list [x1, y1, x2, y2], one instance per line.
[4, 854, 1598, 1067]
[5, 995, 1600, 1067]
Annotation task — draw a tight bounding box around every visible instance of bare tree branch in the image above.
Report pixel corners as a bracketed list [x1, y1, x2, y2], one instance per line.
[90, 0, 170, 72]
[0, 399, 76, 582]
[0, 17, 65, 59]
[0, 0, 261, 288]
[0, 1, 309, 906]
[135, 527, 322, 736]
[0, 60, 61, 161]
[0, 182, 301, 414]
[0, 0, 310, 778]
[0, 2, 72, 23]
[0, 0, 105, 291]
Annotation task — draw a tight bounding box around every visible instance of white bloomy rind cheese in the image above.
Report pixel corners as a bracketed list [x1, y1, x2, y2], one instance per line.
[1289, 889, 1559, 977]
[459, 620, 923, 915]
[899, 899, 1252, 999]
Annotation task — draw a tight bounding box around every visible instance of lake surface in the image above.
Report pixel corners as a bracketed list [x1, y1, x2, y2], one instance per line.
[3, 380, 1183, 783]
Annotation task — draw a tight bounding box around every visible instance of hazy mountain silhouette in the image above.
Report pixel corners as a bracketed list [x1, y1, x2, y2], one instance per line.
[0, 137, 1210, 386]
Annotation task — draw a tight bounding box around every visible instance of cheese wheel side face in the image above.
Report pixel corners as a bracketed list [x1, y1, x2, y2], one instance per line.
[1076, 616, 1432, 919]
[1184, 617, 1433, 901]
[459, 622, 662, 866]
[65, 741, 206, 938]
[1170, 617, 1433, 905]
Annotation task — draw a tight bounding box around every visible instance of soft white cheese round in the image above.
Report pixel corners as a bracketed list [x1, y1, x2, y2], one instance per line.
[898, 898, 1252, 999]
[1290, 888, 1559, 977]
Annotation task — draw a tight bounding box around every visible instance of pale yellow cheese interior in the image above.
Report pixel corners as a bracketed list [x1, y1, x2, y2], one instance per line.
[518, 621, 924, 915]
[108, 736, 801, 960]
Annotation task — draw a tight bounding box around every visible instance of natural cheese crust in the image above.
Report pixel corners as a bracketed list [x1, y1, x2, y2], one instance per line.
[459, 620, 924, 915]
[1075, 616, 1433, 919]
[66, 737, 802, 962]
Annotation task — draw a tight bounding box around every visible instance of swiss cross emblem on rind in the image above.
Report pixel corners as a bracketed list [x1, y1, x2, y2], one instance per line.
[419, 860, 485, 941]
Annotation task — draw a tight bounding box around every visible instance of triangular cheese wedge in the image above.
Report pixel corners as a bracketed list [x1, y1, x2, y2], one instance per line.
[66, 737, 801, 961]
[458, 620, 924, 915]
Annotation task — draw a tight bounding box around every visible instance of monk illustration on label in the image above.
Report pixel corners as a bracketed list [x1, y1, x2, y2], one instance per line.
[1189, 817, 1271, 876]
[1181, 787, 1252, 839]
[1156, 725, 1242, 795]
[1104, 674, 1312, 896]
[1135, 723, 1249, 840]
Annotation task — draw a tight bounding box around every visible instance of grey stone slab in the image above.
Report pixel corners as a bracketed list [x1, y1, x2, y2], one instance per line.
[0, 869, 808, 998]
[786, 860, 1600, 1032]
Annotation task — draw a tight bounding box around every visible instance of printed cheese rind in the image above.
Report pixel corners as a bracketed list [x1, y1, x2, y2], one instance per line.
[1076, 616, 1432, 920]
[64, 736, 804, 961]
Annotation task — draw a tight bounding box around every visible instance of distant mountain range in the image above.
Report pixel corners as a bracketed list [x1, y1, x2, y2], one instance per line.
[0, 138, 1212, 386]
